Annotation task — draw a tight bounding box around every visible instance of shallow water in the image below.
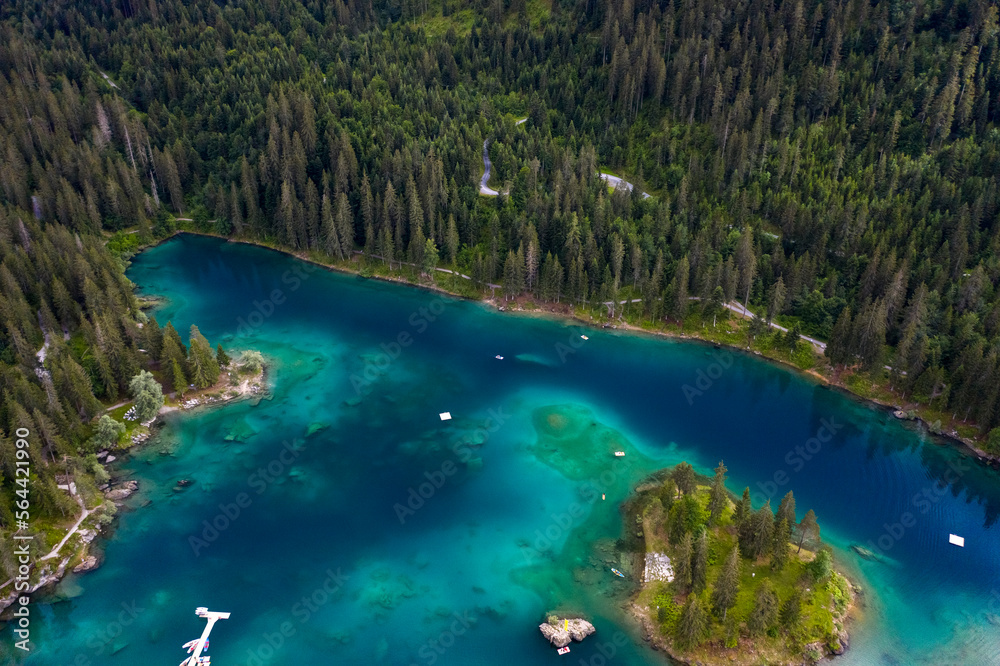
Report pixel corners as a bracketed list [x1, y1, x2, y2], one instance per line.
[5, 234, 1000, 666]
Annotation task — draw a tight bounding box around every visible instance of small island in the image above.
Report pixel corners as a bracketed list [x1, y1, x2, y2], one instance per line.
[626, 462, 854, 665]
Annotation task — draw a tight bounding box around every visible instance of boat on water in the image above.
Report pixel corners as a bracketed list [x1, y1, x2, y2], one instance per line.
[611, 567, 625, 578]
[557, 646, 571, 655]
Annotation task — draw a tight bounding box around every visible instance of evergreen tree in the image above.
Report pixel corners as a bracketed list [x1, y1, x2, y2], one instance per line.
[422, 238, 440, 276]
[673, 532, 693, 592]
[734, 487, 752, 528]
[775, 491, 796, 530]
[692, 530, 709, 593]
[747, 582, 779, 636]
[187, 325, 220, 389]
[780, 588, 802, 629]
[797, 510, 820, 553]
[708, 460, 728, 525]
[671, 461, 696, 495]
[711, 547, 740, 620]
[216, 345, 231, 368]
[771, 518, 790, 571]
[676, 595, 707, 649]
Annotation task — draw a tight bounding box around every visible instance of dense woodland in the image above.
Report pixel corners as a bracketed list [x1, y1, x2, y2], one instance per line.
[3, 0, 1000, 569]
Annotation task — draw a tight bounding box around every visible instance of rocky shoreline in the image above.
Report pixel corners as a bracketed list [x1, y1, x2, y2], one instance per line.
[0, 361, 267, 618]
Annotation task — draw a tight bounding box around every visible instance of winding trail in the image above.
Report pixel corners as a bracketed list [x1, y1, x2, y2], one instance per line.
[479, 140, 499, 196]
[39, 494, 92, 562]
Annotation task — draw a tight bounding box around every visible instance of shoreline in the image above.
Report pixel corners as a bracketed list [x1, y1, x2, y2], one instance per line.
[0, 357, 268, 618]
[142, 230, 994, 469]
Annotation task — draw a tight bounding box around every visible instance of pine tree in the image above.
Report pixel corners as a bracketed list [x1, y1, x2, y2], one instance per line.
[422, 238, 439, 277]
[797, 509, 819, 553]
[676, 595, 707, 649]
[171, 358, 188, 396]
[711, 547, 740, 619]
[321, 190, 342, 259]
[445, 214, 459, 264]
[771, 518, 790, 571]
[503, 250, 524, 300]
[775, 491, 796, 530]
[335, 191, 353, 259]
[671, 255, 690, 321]
[734, 487, 752, 528]
[673, 532, 693, 592]
[748, 582, 779, 636]
[692, 530, 709, 593]
[187, 325, 220, 389]
[708, 460, 728, 525]
[780, 589, 802, 628]
[216, 345, 231, 368]
[672, 461, 696, 495]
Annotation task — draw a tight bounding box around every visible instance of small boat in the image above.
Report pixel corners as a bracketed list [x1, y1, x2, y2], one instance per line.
[495, 355, 504, 360]
[580, 335, 589, 340]
[611, 567, 625, 578]
[557, 646, 571, 655]
[614, 451, 625, 457]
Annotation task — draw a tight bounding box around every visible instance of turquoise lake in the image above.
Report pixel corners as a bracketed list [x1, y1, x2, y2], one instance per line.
[5, 233, 1000, 665]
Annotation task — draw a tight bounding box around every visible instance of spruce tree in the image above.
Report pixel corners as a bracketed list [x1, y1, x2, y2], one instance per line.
[775, 491, 796, 530]
[711, 547, 740, 620]
[676, 595, 707, 649]
[708, 460, 728, 525]
[797, 509, 819, 553]
[673, 532, 693, 592]
[692, 530, 709, 593]
[748, 582, 779, 636]
[771, 518, 790, 571]
[671, 461, 696, 495]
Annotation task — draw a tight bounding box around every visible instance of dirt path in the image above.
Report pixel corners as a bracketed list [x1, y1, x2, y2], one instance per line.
[39, 494, 91, 562]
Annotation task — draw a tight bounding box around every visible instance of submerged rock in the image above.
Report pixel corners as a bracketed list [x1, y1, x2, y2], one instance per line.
[850, 544, 883, 562]
[105, 480, 138, 501]
[538, 616, 596, 648]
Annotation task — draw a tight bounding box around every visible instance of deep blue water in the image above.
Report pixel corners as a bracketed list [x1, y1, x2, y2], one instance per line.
[4, 234, 1000, 665]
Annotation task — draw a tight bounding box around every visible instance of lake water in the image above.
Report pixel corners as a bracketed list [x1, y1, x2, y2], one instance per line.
[5, 234, 1000, 666]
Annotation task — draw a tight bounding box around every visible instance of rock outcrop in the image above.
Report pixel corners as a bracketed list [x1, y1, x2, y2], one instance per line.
[105, 480, 138, 501]
[538, 616, 595, 648]
[73, 555, 100, 573]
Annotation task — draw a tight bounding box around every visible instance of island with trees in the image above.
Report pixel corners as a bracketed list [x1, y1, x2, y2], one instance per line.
[625, 462, 854, 665]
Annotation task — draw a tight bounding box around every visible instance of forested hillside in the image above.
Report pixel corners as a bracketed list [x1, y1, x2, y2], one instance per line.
[2, 0, 1000, 526]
